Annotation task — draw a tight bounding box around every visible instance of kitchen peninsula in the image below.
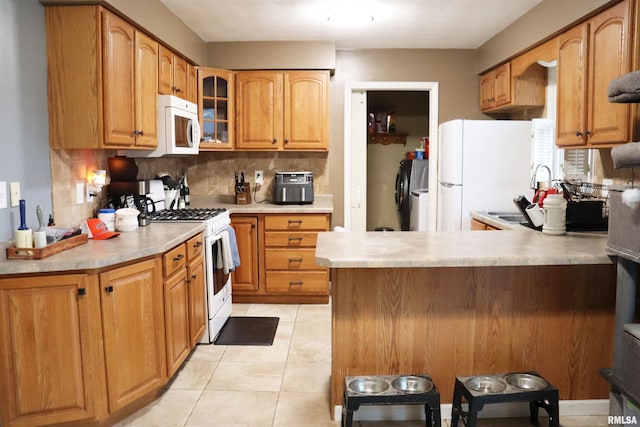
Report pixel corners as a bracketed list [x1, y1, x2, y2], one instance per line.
[315, 229, 616, 414]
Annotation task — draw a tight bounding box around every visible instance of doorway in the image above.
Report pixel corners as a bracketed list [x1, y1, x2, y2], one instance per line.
[343, 82, 439, 232]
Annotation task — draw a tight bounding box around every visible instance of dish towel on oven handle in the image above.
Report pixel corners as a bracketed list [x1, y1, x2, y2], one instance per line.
[218, 226, 241, 274]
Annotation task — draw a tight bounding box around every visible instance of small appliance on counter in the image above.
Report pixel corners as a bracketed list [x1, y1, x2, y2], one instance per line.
[105, 156, 158, 226]
[273, 171, 314, 205]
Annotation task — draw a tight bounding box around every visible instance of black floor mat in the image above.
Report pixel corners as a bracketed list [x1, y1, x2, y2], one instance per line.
[214, 316, 279, 346]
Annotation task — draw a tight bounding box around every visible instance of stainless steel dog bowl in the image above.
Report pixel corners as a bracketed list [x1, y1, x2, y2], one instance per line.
[465, 376, 507, 394]
[390, 375, 433, 393]
[347, 377, 390, 394]
[504, 373, 548, 391]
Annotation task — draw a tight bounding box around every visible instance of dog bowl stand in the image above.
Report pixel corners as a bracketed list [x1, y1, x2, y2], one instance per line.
[342, 375, 441, 427]
[451, 372, 559, 427]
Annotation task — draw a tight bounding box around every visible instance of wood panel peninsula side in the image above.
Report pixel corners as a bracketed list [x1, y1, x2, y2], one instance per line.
[315, 230, 617, 414]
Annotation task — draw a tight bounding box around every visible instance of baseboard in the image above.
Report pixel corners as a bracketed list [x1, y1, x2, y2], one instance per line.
[333, 399, 609, 421]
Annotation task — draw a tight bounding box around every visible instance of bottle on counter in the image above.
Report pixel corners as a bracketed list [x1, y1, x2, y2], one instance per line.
[183, 174, 190, 206]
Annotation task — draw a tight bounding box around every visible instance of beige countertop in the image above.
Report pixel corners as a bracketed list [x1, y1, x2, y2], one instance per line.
[189, 194, 334, 214]
[1, 195, 333, 276]
[315, 216, 612, 268]
[1, 222, 204, 275]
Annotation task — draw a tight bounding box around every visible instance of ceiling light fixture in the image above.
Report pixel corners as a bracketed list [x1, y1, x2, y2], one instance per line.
[327, 4, 374, 27]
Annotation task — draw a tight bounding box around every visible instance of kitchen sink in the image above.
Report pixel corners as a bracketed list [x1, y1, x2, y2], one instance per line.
[487, 211, 519, 216]
[484, 211, 526, 224]
[497, 214, 525, 223]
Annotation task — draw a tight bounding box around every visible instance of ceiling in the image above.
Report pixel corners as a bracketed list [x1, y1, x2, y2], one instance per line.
[159, 0, 544, 50]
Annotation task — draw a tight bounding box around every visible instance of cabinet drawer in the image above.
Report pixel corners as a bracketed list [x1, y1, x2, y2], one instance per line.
[265, 249, 325, 270]
[163, 243, 187, 277]
[265, 214, 329, 231]
[265, 271, 329, 294]
[265, 231, 318, 247]
[186, 233, 204, 260]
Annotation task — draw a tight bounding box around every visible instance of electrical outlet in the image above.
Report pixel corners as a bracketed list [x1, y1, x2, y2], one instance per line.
[76, 182, 85, 204]
[10, 182, 20, 207]
[0, 181, 7, 209]
[255, 170, 264, 185]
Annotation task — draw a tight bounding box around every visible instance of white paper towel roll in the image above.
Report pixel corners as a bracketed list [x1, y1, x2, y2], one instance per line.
[15, 229, 33, 248]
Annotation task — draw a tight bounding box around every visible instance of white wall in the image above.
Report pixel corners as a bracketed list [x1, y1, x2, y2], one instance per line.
[0, 0, 52, 244]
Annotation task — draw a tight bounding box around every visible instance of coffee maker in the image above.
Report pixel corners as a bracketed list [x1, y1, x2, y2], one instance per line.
[106, 157, 155, 226]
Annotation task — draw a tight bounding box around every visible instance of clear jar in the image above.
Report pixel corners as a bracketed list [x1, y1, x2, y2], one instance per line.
[542, 194, 567, 235]
[98, 208, 116, 232]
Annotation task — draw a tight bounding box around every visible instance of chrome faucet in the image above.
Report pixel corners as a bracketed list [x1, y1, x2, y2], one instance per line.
[531, 164, 552, 190]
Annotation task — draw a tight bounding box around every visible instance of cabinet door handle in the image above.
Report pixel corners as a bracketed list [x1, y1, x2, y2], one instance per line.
[105, 285, 114, 293]
[575, 131, 583, 137]
[289, 281, 304, 286]
[78, 288, 86, 296]
[173, 253, 185, 262]
[585, 130, 591, 136]
[284, 138, 289, 144]
[288, 236, 303, 241]
[193, 241, 202, 249]
[288, 219, 303, 224]
[272, 138, 278, 144]
[288, 257, 303, 263]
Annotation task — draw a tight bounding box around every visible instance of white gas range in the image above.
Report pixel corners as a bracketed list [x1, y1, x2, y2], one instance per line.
[149, 207, 232, 343]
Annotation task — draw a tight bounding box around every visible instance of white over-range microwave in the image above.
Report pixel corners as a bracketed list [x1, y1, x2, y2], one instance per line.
[121, 95, 201, 157]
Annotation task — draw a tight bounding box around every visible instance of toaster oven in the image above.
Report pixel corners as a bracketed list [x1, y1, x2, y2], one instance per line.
[273, 172, 314, 204]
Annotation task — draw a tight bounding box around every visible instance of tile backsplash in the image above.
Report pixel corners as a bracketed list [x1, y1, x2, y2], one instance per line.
[51, 149, 329, 227]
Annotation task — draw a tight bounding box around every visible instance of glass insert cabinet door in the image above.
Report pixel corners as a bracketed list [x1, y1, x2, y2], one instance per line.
[197, 68, 234, 150]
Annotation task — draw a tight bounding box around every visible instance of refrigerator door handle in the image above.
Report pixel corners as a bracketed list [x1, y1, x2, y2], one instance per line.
[440, 182, 459, 188]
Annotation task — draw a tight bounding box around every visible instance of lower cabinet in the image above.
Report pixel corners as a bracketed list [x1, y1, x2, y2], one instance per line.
[0, 232, 204, 427]
[99, 258, 166, 412]
[231, 216, 260, 292]
[232, 212, 330, 303]
[470, 218, 501, 231]
[0, 274, 101, 427]
[163, 233, 205, 377]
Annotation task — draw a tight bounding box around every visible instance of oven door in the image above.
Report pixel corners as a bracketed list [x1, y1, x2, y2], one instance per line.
[204, 233, 232, 320]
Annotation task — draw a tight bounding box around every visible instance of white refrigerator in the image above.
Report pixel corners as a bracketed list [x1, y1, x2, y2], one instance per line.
[437, 119, 533, 231]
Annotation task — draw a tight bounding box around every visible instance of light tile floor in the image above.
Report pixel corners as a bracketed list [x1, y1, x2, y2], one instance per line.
[117, 303, 608, 427]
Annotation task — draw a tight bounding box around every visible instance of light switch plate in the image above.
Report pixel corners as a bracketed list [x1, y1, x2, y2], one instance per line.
[76, 182, 85, 204]
[0, 181, 7, 209]
[10, 182, 20, 207]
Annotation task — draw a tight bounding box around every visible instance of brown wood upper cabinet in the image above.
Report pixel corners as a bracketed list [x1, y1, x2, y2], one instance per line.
[235, 70, 330, 151]
[556, 0, 632, 147]
[479, 61, 546, 113]
[159, 45, 190, 100]
[45, 6, 159, 149]
[197, 67, 235, 150]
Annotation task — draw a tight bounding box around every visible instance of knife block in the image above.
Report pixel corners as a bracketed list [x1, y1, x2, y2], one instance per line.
[235, 183, 250, 205]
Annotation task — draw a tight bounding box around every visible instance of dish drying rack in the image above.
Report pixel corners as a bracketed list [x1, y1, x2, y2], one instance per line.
[558, 179, 610, 219]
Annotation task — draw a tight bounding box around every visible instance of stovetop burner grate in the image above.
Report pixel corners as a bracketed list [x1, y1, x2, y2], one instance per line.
[149, 208, 227, 222]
